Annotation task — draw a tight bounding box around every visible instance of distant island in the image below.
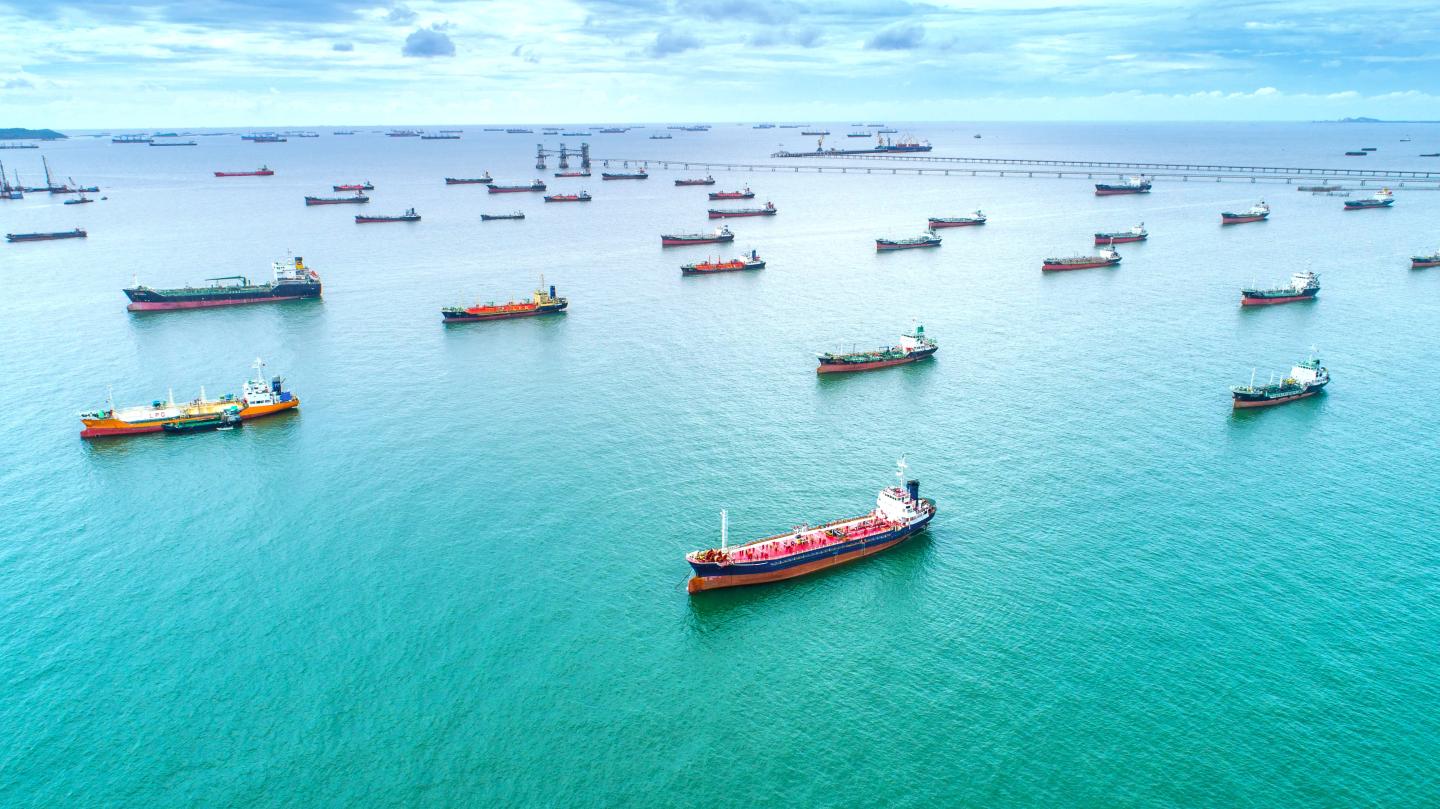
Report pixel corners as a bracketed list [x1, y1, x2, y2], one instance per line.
[0, 128, 66, 140]
[1316, 117, 1440, 124]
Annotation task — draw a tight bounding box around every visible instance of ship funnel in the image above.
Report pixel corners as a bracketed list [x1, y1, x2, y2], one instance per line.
[906, 479, 920, 502]
[549, 285, 556, 298]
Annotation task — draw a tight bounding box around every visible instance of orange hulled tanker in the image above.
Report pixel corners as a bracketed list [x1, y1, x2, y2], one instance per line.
[80, 359, 298, 438]
[442, 278, 568, 322]
[686, 460, 936, 593]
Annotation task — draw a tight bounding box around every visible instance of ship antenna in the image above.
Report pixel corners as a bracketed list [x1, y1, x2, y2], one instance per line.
[720, 509, 728, 551]
[896, 456, 908, 489]
[253, 357, 265, 384]
[107, 384, 114, 413]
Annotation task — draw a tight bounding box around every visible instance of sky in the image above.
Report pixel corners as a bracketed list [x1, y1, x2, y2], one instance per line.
[1, 0, 1439, 127]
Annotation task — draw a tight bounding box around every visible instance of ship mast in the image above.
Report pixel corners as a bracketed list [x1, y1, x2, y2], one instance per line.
[720, 509, 728, 551]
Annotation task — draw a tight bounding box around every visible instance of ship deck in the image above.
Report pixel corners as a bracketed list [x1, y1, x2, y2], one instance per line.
[719, 513, 904, 564]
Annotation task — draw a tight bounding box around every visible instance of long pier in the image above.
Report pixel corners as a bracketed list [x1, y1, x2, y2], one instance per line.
[595, 155, 1440, 188]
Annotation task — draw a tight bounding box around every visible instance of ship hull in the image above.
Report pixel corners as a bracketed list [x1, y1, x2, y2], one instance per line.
[215, 171, 273, 177]
[1042, 259, 1121, 271]
[1241, 291, 1318, 306]
[442, 306, 566, 322]
[125, 282, 320, 310]
[876, 241, 940, 251]
[488, 186, 544, 193]
[929, 220, 984, 228]
[817, 348, 936, 374]
[681, 261, 765, 274]
[686, 504, 934, 593]
[1232, 388, 1323, 409]
[708, 210, 775, 219]
[1095, 187, 1150, 196]
[81, 399, 298, 438]
[1344, 201, 1393, 210]
[7, 231, 87, 242]
[662, 236, 734, 246]
[1221, 214, 1269, 224]
[305, 197, 367, 205]
[446, 178, 493, 185]
[1412, 259, 1440, 269]
[676, 180, 716, 186]
[1094, 234, 1144, 244]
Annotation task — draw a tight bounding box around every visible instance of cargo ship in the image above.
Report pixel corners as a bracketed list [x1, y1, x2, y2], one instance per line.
[801, 130, 830, 136]
[685, 460, 935, 593]
[1221, 201, 1270, 224]
[1042, 247, 1121, 271]
[1411, 250, 1440, 269]
[356, 208, 420, 223]
[446, 173, 493, 184]
[874, 136, 932, 153]
[1344, 188, 1394, 210]
[601, 169, 648, 180]
[661, 226, 734, 246]
[7, 228, 87, 243]
[421, 133, 460, 140]
[681, 249, 764, 275]
[817, 325, 936, 373]
[111, 134, 153, 144]
[1241, 271, 1319, 305]
[1094, 175, 1152, 195]
[544, 192, 591, 202]
[675, 176, 716, 186]
[442, 279, 567, 322]
[304, 194, 368, 205]
[387, 130, 422, 137]
[124, 256, 321, 310]
[79, 359, 299, 438]
[487, 180, 546, 193]
[1231, 356, 1328, 409]
[555, 170, 591, 178]
[1298, 185, 1341, 192]
[709, 202, 776, 219]
[709, 187, 754, 200]
[1344, 151, 1366, 156]
[333, 181, 374, 191]
[929, 211, 986, 228]
[215, 166, 273, 177]
[1094, 223, 1146, 244]
[250, 135, 286, 143]
[481, 211, 525, 221]
[876, 233, 941, 251]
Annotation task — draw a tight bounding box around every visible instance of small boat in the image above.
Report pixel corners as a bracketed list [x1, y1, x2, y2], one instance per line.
[1410, 250, 1440, 269]
[355, 208, 420, 223]
[1093, 222, 1146, 244]
[876, 233, 941, 251]
[1360, 147, 1377, 151]
[685, 460, 935, 594]
[675, 176, 716, 186]
[1421, 153, 1440, 158]
[709, 187, 754, 200]
[480, 211, 525, 221]
[661, 226, 734, 246]
[929, 211, 987, 229]
[1221, 201, 1270, 225]
[1231, 356, 1328, 409]
[445, 173, 493, 184]
[1042, 247, 1121, 271]
[1095, 175, 1152, 195]
[649, 133, 673, 140]
[443, 278, 566, 322]
[7, 228, 87, 243]
[543, 192, 591, 202]
[304, 194, 368, 205]
[333, 181, 374, 191]
[487, 180, 547, 193]
[817, 325, 937, 373]
[681, 249, 764, 274]
[554, 170, 591, 178]
[708, 201, 776, 219]
[63, 194, 93, 205]
[215, 166, 274, 177]
[162, 408, 243, 434]
[601, 169, 648, 180]
[1344, 188, 1394, 210]
[1241, 271, 1319, 305]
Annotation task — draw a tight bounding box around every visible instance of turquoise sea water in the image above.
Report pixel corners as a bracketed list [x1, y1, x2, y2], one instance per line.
[2, 123, 1439, 806]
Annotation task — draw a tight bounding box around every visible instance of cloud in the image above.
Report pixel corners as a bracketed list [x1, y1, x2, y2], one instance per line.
[675, 0, 799, 25]
[387, 4, 418, 24]
[646, 28, 700, 57]
[332, 41, 354, 52]
[3, 77, 35, 90]
[512, 45, 540, 64]
[865, 21, 924, 50]
[402, 27, 455, 57]
[748, 26, 822, 47]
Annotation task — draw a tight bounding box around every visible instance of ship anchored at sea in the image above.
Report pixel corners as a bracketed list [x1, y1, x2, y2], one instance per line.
[124, 256, 322, 311]
[1231, 354, 1329, 408]
[79, 359, 299, 438]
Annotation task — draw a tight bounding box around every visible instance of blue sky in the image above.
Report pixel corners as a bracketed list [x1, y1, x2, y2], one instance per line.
[2, 0, 1439, 126]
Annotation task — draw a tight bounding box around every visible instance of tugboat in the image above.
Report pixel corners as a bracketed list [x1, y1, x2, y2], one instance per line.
[7, 228, 87, 243]
[1094, 175, 1152, 195]
[333, 181, 374, 191]
[445, 173, 493, 184]
[1411, 249, 1440, 269]
[661, 226, 735, 246]
[675, 176, 716, 186]
[304, 193, 368, 205]
[1222, 201, 1270, 224]
[817, 325, 937, 373]
[162, 407, 243, 434]
[215, 166, 273, 177]
[480, 211, 526, 221]
[601, 169, 648, 180]
[487, 180, 547, 193]
[708, 201, 776, 219]
[442, 279, 567, 322]
[684, 459, 936, 594]
[876, 233, 941, 251]
[355, 208, 421, 223]
[928, 211, 986, 228]
[1241, 271, 1319, 305]
[1094, 223, 1146, 244]
[1344, 188, 1394, 210]
[544, 191, 592, 202]
[554, 170, 591, 178]
[80, 359, 299, 438]
[1231, 355, 1329, 409]
[681, 249, 764, 275]
[124, 256, 322, 311]
[709, 187, 755, 200]
[1042, 247, 1121, 271]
